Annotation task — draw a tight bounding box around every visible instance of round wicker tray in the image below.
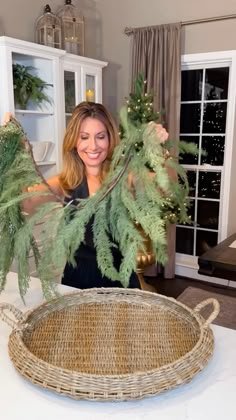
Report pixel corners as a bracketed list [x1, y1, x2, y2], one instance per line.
[0, 288, 220, 401]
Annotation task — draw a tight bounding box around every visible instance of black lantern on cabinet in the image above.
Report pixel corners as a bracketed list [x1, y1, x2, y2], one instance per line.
[35, 4, 62, 49]
[56, 0, 85, 56]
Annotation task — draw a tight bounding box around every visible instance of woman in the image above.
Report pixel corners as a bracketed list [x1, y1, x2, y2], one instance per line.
[3, 103, 140, 288]
[57, 101, 140, 289]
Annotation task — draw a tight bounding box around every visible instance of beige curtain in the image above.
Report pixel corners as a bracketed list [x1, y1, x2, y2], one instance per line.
[130, 23, 181, 278]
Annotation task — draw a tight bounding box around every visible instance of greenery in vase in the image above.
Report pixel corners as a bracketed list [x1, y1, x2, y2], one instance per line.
[119, 73, 198, 224]
[13, 63, 52, 109]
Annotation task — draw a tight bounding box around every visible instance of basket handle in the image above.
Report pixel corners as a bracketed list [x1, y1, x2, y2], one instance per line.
[0, 303, 25, 330]
[193, 298, 220, 328]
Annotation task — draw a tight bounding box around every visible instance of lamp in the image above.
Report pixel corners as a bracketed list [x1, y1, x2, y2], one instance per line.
[56, 0, 85, 56]
[35, 4, 62, 49]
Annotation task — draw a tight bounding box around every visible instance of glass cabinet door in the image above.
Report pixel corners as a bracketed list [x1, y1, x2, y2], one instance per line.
[62, 62, 104, 128]
[63, 65, 81, 126]
[64, 71, 76, 113]
[82, 65, 102, 104]
[64, 70, 76, 126]
[85, 74, 95, 102]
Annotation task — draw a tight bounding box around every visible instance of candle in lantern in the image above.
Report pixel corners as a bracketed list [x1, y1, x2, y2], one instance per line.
[86, 89, 95, 102]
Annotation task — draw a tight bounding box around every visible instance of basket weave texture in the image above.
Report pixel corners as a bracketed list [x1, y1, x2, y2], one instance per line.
[0, 288, 220, 401]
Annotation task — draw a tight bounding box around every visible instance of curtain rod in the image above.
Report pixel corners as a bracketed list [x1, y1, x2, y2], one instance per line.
[124, 13, 236, 35]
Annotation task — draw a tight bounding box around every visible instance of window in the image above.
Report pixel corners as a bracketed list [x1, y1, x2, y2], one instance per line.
[176, 51, 236, 280]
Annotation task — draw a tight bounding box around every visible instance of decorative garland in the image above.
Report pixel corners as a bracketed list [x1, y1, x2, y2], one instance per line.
[0, 105, 197, 300]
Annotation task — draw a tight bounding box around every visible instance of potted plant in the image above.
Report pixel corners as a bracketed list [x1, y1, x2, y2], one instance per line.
[12, 63, 52, 109]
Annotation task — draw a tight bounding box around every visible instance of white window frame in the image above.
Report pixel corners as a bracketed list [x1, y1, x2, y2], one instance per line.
[176, 50, 236, 285]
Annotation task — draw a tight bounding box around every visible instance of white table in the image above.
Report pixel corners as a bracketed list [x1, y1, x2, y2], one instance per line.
[0, 272, 236, 420]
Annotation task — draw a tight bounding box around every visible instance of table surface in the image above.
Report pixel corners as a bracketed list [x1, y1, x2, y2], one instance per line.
[198, 233, 236, 280]
[1, 272, 236, 420]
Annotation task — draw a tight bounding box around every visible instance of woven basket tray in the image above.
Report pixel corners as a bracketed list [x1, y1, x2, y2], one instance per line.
[0, 288, 220, 401]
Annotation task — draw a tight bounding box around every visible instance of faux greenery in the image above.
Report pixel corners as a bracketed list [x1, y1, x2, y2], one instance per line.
[119, 73, 196, 223]
[0, 74, 199, 299]
[13, 64, 52, 109]
[0, 105, 197, 300]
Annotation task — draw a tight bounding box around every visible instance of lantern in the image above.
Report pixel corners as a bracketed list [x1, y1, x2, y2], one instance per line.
[56, 0, 84, 56]
[35, 4, 62, 49]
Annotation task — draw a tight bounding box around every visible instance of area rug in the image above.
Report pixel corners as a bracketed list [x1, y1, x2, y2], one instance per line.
[177, 287, 236, 330]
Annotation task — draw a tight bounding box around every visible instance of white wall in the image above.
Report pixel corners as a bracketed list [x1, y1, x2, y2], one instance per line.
[0, 0, 100, 59]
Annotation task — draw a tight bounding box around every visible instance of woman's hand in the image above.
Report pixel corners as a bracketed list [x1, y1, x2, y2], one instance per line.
[2, 112, 14, 125]
[155, 123, 169, 143]
[148, 121, 169, 144]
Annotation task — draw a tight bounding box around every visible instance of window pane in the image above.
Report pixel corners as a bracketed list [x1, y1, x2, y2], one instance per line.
[188, 199, 195, 223]
[204, 67, 229, 100]
[181, 69, 203, 101]
[180, 136, 199, 164]
[180, 104, 201, 133]
[176, 227, 194, 255]
[198, 171, 221, 199]
[203, 102, 227, 133]
[187, 171, 197, 197]
[196, 230, 218, 256]
[179, 199, 195, 226]
[178, 171, 196, 197]
[201, 136, 225, 166]
[197, 200, 219, 230]
[64, 71, 75, 113]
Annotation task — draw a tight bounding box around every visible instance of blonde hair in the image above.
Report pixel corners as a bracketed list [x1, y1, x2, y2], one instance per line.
[59, 102, 120, 193]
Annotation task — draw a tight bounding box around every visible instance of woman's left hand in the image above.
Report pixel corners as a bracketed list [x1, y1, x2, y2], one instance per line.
[155, 123, 169, 143]
[147, 121, 169, 144]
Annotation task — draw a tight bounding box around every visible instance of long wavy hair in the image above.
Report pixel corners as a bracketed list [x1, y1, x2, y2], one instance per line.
[59, 102, 120, 193]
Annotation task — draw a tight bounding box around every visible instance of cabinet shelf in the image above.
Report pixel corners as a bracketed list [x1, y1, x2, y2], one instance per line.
[15, 110, 54, 116]
[36, 161, 56, 166]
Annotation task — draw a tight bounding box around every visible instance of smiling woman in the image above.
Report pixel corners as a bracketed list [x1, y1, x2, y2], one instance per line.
[76, 117, 109, 177]
[59, 102, 120, 196]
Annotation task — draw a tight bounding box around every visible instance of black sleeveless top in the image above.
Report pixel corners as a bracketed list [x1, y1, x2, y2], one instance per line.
[61, 177, 140, 289]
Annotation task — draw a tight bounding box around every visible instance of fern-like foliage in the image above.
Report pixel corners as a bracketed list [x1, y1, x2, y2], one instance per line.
[13, 64, 52, 109]
[0, 108, 195, 299]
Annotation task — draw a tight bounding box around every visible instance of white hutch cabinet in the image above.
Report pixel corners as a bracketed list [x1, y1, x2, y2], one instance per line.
[0, 36, 107, 176]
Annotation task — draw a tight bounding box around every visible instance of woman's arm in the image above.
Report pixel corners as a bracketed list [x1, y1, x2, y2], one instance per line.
[22, 175, 64, 215]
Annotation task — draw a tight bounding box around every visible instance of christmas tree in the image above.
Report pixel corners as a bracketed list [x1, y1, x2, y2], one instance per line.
[126, 74, 160, 124]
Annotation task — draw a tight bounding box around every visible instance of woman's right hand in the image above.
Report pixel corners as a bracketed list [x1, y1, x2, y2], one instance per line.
[2, 112, 14, 125]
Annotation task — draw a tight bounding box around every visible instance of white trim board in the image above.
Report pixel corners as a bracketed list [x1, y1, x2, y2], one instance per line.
[175, 263, 230, 287]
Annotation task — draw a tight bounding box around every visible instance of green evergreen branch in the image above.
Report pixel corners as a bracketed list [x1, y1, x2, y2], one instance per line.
[0, 73, 197, 299]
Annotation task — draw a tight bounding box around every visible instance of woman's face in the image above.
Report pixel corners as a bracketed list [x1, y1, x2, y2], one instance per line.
[76, 117, 109, 172]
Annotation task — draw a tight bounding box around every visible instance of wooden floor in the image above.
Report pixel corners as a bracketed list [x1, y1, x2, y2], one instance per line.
[144, 275, 236, 299]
